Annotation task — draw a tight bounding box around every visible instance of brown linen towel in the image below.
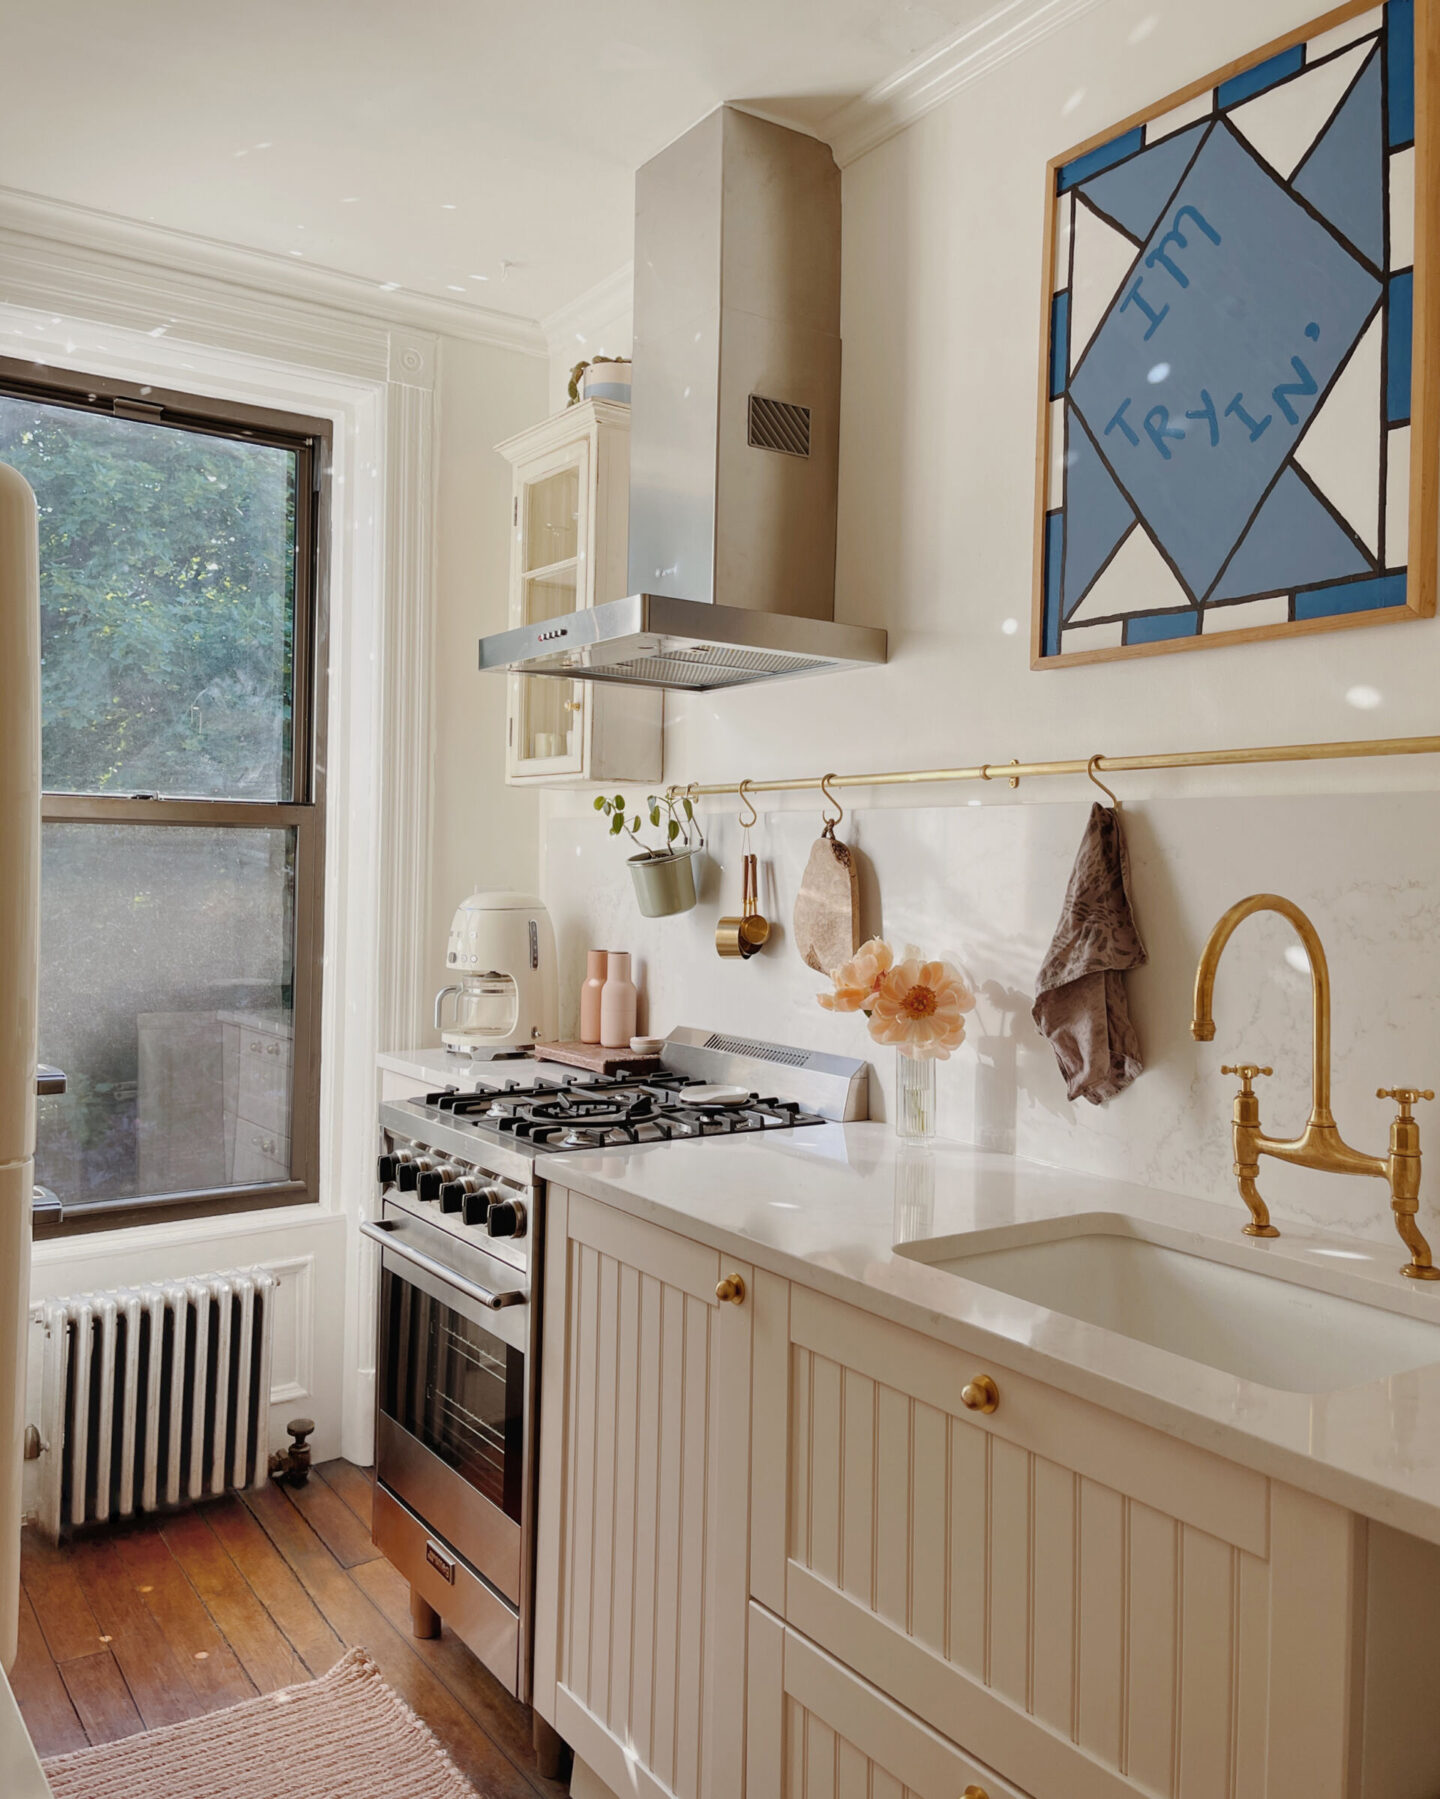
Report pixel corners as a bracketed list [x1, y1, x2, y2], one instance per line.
[1032, 802, 1147, 1105]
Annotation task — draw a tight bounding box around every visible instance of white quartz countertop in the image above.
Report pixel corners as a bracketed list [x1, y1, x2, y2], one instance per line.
[537, 1124, 1440, 1548]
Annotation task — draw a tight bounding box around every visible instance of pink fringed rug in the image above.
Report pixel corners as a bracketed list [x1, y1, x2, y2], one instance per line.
[40, 1646, 478, 1798]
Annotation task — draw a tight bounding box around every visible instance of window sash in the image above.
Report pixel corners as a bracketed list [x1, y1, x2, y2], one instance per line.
[4, 358, 331, 1236]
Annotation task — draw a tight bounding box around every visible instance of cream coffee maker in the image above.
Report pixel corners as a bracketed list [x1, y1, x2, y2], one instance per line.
[434, 891, 557, 1054]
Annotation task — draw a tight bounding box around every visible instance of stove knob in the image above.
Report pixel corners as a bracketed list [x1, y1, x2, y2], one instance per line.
[462, 1187, 492, 1228]
[399, 1155, 433, 1193]
[486, 1198, 527, 1239]
[376, 1154, 397, 1186]
[440, 1179, 469, 1214]
[418, 1167, 446, 1202]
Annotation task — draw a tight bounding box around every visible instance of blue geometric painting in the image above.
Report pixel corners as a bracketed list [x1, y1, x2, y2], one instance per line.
[1035, 0, 1429, 663]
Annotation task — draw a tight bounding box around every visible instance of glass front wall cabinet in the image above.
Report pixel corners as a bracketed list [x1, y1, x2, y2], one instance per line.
[496, 399, 661, 787]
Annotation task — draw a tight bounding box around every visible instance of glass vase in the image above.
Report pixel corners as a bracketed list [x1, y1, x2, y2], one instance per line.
[895, 1050, 936, 1142]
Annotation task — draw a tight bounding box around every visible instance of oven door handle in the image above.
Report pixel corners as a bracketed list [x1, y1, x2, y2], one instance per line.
[360, 1219, 527, 1309]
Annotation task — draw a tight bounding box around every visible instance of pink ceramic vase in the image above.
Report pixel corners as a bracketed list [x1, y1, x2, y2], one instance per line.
[580, 950, 607, 1044]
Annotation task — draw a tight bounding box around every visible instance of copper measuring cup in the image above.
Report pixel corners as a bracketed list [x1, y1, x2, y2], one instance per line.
[716, 782, 770, 958]
[716, 852, 770, 959]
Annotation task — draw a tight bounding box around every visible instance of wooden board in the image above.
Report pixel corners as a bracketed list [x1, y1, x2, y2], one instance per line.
[534, 1041, 663, 1075]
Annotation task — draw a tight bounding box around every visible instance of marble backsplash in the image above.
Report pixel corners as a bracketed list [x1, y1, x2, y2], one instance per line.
[542, 791, 1440, 1249]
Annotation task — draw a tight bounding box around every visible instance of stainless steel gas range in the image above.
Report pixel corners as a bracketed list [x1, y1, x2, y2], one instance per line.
[365, 1027, 867, 1713]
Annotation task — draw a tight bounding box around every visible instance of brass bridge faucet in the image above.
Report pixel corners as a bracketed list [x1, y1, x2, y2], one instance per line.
[1191, 893, 1439, 1280]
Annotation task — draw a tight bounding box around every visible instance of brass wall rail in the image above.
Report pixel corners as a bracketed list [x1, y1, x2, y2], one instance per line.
[666, 733, 1440, 801]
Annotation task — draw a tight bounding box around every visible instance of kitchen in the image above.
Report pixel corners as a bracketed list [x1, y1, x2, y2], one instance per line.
[2, 0, 1439, 1794]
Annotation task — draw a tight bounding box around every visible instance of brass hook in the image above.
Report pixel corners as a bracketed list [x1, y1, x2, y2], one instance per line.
[819, 773, 843, 830]
[1087, 754, 1121, 809]
[738, 780, 758, 830]
[1004, 759, 1020, 789]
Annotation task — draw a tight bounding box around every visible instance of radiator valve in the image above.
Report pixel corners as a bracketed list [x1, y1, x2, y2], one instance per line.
[270, 1416, 315, 1487]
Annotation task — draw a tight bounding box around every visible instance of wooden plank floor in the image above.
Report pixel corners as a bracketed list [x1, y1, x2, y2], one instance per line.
[12, 1463, 566, 1798]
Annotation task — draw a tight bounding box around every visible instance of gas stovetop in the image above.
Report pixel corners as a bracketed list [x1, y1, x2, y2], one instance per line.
[378, 1028, 869, 1188]
[415, 1069, 826, 1151]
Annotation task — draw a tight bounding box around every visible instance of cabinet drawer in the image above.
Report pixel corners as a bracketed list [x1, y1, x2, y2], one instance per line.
[237, 1030, 291, 1134]
[232, 1126, 289, 1185]
[749, 1276, 1331, 1799]
[746, 1604, 1031, 1799]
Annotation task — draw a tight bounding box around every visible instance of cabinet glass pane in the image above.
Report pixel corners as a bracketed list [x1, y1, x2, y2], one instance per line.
[516, 673, 581, 764]
[522, 564, 578, 625]
[522, 464, 579, 572]
[517, 563, 582, 760]
[35, 823, 296, 1207]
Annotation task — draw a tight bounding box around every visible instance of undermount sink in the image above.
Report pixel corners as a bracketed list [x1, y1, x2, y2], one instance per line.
[895, 1218, 1440, 1393]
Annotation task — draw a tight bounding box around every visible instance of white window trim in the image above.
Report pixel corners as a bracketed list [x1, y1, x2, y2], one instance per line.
[2, 218, 465, 1460]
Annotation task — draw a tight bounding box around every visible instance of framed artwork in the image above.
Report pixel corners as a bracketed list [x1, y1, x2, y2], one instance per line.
[1032, 0, 1436, 667]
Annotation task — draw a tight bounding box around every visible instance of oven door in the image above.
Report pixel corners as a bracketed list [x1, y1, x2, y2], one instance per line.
[372, 1213, 529, 1604]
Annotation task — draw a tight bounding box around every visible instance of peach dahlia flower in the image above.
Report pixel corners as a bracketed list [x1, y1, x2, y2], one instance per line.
[817, 938, 894, 1012]
[867, 959, 974, 1060]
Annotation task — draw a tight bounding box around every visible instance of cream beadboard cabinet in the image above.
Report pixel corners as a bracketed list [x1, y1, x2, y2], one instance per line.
[532, 1187, 752, 1799]
[497, 401, 661, 786]
[534, 1187, 1440, 1799]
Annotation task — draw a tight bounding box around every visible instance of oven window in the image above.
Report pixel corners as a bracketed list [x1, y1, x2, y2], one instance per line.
[380, 1268, 524, 1523]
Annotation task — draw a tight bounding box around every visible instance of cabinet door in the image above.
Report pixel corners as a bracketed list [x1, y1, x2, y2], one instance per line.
[509, 438, 590, 779]
[746, 1605, 1030, 1799]
[751, 1276, 1360, 1799]
[534, 1187, 752, 1799]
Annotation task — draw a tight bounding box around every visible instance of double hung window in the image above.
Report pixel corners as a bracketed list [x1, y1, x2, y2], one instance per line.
[0, 360, 328, 1231]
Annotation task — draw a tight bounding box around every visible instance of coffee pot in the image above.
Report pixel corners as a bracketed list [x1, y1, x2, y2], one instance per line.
[434, 891, 557, 1054]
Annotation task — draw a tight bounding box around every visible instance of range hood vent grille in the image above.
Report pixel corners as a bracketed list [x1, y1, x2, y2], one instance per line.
[747, 394, 812, 458]
[595, 645, 832, 691]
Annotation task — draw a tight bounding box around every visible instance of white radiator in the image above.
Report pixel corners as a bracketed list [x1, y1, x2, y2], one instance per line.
[36, 1268, 277, 1541]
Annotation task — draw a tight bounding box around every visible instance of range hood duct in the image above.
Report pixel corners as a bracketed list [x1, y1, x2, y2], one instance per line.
[477, 106, 886, 692]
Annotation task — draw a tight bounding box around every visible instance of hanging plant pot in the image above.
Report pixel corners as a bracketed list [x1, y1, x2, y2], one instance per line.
[627, 847, 700, 918]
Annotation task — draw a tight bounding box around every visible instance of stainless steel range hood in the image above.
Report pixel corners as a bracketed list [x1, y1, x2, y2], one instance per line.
[477, 106, 886, 692]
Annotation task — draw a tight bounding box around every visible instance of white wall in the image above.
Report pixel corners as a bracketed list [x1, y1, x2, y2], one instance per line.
[429, 338, 548, 986]
[541, 0, 1440, 1250]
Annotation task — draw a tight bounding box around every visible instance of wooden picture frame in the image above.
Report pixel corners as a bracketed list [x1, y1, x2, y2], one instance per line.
[1031, 0, 1437, 669]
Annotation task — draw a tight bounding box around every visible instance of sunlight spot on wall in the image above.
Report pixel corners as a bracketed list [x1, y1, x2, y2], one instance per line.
[1284, 945, 1311, 974]
[1346, 684, 1382, 710]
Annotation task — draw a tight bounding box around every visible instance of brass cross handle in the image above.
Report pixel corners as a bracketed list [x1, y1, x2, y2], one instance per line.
[1221, 1064, 1273, 1094]
[1378, 1088, 1435, 1118]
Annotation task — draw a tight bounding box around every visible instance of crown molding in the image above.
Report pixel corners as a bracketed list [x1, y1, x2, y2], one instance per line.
[0, 185, 547, 358]
[541, 261, 634, 360]
[824, 0, 1112, 168]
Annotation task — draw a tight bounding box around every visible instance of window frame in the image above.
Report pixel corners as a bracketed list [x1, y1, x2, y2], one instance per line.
[0, 357, 331, 1237]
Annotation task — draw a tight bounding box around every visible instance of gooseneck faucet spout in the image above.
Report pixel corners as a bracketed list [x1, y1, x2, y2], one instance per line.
[1191, 893, 1440, 1280]
[1191, 892, 1334, 1127]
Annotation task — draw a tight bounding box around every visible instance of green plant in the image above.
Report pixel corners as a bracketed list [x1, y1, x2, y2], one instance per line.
[593, 790, 704, 857]
[567, 354, 628, 406]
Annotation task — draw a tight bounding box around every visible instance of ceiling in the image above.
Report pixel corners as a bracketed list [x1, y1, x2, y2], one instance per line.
[1, 0, 983, 329]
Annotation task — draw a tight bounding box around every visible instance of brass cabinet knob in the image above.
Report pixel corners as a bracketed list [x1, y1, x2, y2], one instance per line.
[715, 1273, 746, 1306]
[962, 1787, 989, 1799]
[960, 1374, 999, 1414]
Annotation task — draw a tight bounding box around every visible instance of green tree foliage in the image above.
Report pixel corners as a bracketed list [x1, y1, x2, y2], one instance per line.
[0, 396, 296, 799]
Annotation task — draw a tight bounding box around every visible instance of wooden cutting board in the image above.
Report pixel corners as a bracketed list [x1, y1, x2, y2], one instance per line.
[535, 1041, 664, 1075]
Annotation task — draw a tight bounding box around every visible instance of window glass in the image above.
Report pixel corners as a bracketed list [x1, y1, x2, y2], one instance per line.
[34, 824, 296, 1207]
[0, 396, 297, 801]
